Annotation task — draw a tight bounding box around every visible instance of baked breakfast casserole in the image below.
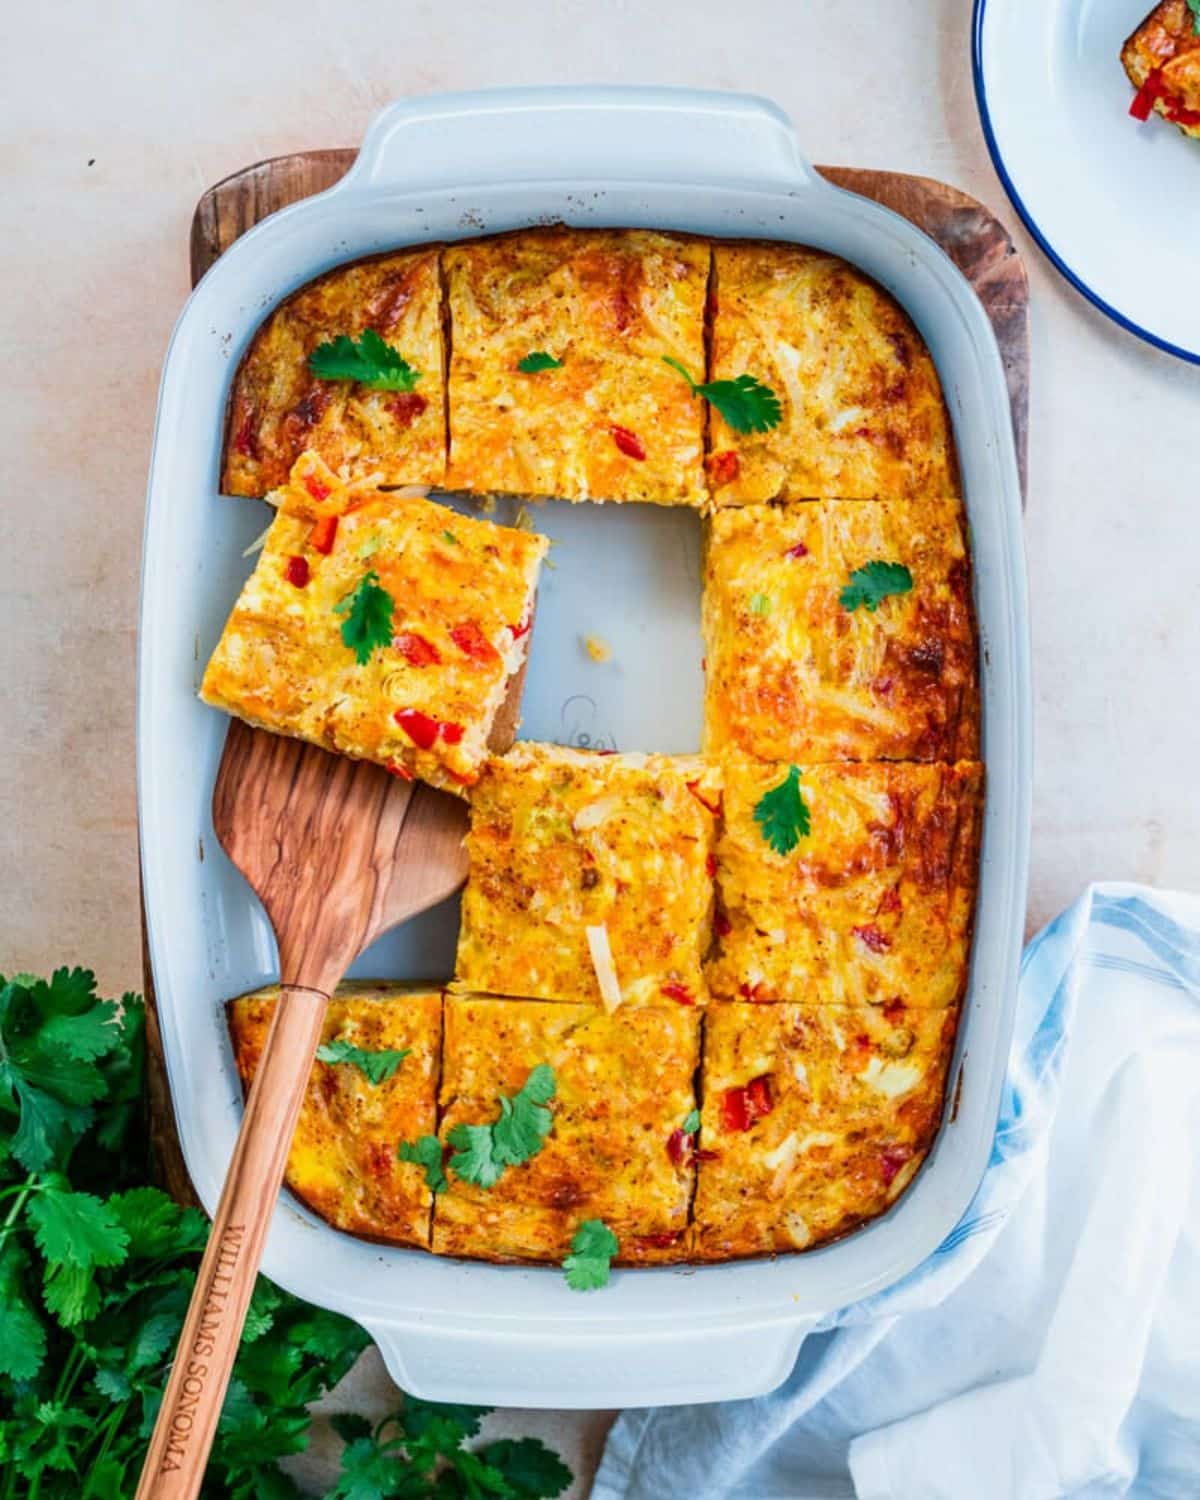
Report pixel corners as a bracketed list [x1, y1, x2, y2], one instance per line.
[210, 226, 983, 1277]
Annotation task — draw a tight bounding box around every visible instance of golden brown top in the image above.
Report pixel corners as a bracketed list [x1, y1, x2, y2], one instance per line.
[224, 249, 446, 497]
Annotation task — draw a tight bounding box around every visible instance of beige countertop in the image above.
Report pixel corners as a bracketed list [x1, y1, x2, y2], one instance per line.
[3, 1, 1197, 1492]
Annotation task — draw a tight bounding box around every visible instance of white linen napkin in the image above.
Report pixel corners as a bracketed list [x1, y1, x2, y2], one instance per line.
[593, 884, 1200, 1500]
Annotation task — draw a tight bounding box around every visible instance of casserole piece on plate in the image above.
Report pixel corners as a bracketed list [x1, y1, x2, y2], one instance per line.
[431, 996, 698, 1264]
[702, 497, 978, 763]
[200, 452, 547, 794]
[223, 248, 447, 497]
[444, 228, 709, 506]
[692, 1001, 957, 1259]
[454, 744, 719, 1007]
[227, 982, 442, 1248]
[707, 243, 958, 505]
[1122, 1, 1200, 138]
[706, 759, 983, 1007]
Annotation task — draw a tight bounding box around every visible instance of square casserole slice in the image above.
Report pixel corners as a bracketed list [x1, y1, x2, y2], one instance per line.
[455, 744, 719, 1007]
[702, 498, 978, 764]
[445, 228, 709, 506]
[431, 995, 699, 1264]
[707, 760, 983, 1008]
[693, 1001, 957, 1259]
[707, 242, 958, 505]
[227, 981, 442, 1248]
[1121, 2, 1200, 139]
[200, 452, 547, 794]
[223, 249, 446, 497]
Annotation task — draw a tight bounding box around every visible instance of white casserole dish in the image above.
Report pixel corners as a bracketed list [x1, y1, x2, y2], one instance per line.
[138, 87, 1031, 1408]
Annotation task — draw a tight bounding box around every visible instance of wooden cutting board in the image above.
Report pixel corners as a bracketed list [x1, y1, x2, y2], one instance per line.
[144, 154, 1031, 1203]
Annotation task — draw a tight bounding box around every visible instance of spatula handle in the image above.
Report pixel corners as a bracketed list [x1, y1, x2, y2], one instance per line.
[135, 984, 329, 1500]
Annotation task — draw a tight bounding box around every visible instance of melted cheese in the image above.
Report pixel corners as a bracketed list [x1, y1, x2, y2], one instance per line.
[707, 759, 982, 1008]
[455, 744, 718, 1006]
[702, 497, 979, 764]
[445, 229, 709, 506]
[707, 241, 958, 504]
[227, 983, 442, 1248]
[223, 249, 446, 497]
[432, 996, 699, 1262]
[693, 1002, 955, 1259]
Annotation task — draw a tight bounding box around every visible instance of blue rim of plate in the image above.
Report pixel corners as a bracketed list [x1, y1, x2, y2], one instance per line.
[972, 0, 1200, 366]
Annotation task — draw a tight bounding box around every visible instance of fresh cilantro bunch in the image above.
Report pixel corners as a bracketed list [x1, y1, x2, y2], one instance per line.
[309, 331, 422, 392]
[0, 968, 369, 1498]
[0, 969, 572, 1498]
[329, 1399, 571, 1499]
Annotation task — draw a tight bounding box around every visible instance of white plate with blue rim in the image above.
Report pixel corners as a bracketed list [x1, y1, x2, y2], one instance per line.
[974, 0, 1200, 363]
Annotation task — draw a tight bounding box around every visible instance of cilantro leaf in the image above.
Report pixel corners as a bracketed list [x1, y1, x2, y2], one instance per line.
[839, 560, 913, 613]
[316, 1038, 409, 1086]
[108, 1185, 207, 1259]
[334, 570, 395, 665]
[662, 356, 782, 433]
[749, 591, 772, 616]
[398, 1134, 448, 1194]
[445, 1121, 503, 1189]
[448, 1065, 555, 1188]
[518, 351, 563, 373]
[27, 1182, 129, 1272]
[0, 1243, 47, 1380]
[754, 764, 811, 856]
[681, 1108, 701, 1134]
[480, 1437, 573, 1498]
[309, 330, 421, 391]
[1189, 0, 1200, 34]
[329, 1434, 399, 1500]
[402, 1396, 489, 1443]
[35, 1000, 119, 1061]
[563, 1218, 618, 1291]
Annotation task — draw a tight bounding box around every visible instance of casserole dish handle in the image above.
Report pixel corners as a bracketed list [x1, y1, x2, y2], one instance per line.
[364, 1315, 817, 1408]
[341, 85, 821, 195]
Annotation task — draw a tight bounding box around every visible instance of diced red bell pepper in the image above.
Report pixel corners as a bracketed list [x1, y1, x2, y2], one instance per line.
[785, 541, 809, 560]
[439, 721, 465, 746]
[309, 514, 338, 554]
[393, 708, 439, 750]
[660, 981, 695, 1006]
[666, 1128, 691, 1166]
[686, 780, 721, 816]
[1129, 68, 1164, 121]
[232, 405, 258, 458]
[722, 1074, 774, 1132]
[853, 923, 892, 954]
[386, 761, 415, 781]
[303, 473, 332, 503]
[880, 1144, 913, 1186]
[610, 424, 646, 460]
[451, 621, 501, 666]
[509, 613, 532, 640]
[709, 449, 740, 485]
[284, 555, 310, 588]
[393, 632, 442, 667]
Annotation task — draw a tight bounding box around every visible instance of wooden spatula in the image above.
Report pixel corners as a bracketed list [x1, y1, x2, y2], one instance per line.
[137, 675, 523, 1497]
